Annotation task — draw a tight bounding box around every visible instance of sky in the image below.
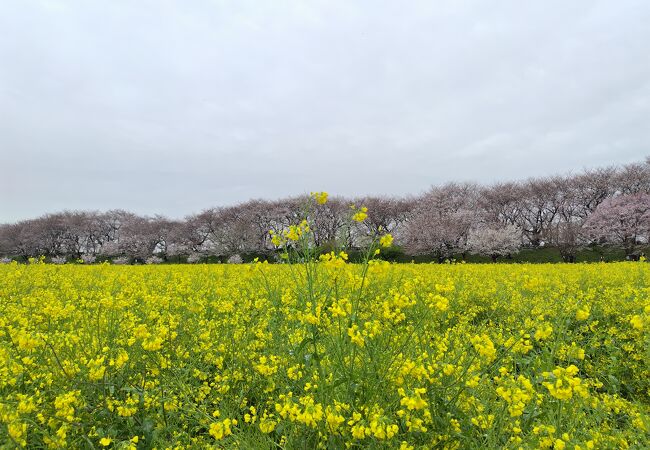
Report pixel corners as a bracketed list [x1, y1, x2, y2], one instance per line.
[1, 0, 649, 223]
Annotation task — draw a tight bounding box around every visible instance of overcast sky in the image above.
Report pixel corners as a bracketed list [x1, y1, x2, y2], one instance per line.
[1, 1, 649, 222]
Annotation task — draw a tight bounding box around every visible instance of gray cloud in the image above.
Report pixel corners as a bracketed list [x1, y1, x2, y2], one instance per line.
[1, 0, 649, 222]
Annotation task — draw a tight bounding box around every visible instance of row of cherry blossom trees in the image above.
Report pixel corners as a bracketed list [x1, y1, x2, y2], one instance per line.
[2, 159, 650, 263]
[403, 159, 650, 261]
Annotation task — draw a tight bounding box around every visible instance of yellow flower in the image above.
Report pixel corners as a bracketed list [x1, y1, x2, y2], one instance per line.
[495, 375, 534, 417]
[8, 422, 28, 446]
[630, 314, 644, 330]
[427, 293, 449, 311]
[379, 234, 394, 248]
[347, 324, 365, 347]
[113, 349, 129, 369]
[471, 334, 497, 362]
[99, 437, 112, 447]
[398, 387, 428, 410]
[209, 418, 236, 440]
[87, 356, 106, 381]
[311, 191, 329, 204]
[575, 307, 590, 321]
[325, 408, 345, 432]
[258, 410, 277, 433]
[285, 226, 301, 241]
[352, 206, 368, 222]
[535, 323, 553, 341]
[259, 418, 277, 433]
[542, 365, 588, 400]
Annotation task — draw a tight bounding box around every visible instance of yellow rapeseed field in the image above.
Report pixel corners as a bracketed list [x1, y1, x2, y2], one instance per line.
[1, 259, 649, 449]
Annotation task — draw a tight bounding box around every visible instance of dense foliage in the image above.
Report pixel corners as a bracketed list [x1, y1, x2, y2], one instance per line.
[1, 260, 648, 448]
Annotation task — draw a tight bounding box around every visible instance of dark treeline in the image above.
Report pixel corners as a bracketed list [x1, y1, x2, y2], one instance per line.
[2, 159, 650, 264]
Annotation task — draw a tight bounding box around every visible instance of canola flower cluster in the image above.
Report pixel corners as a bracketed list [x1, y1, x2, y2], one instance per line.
[0, 195, 649, 448]
[1, 262, 648, 448]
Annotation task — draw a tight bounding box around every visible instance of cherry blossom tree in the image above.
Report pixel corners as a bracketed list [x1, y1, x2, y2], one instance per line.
[583, 193, 650, 256]
[466, 224, 522, 262]
[477, 182, 524, 227]
[308, 196, 349, 249]
[351, 196, 415, 246]
[572, 167, 617, 216]
[615, 161, 650, 195]
[403, 183, 478, 260]
[515, 177, 563, 247]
